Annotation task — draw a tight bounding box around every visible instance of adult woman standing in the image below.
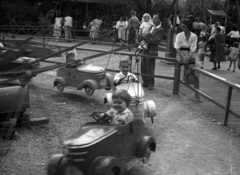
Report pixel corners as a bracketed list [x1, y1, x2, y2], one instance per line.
[174, 19, 201, 101]
[209, 26, 226, 70]
[89, 15, 102, 41]
[53, 15, 63, 42]
[116, 16, 127, 45]
[63, 12, 73, 42]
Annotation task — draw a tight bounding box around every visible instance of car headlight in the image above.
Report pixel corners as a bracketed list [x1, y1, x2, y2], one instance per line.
[144, 100, 157, 118]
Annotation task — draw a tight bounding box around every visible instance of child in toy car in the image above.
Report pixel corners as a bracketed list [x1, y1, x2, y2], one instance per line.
[66, 48, 83, 67]
[113, 60, 138, 86]
[100, 89, 134, 126]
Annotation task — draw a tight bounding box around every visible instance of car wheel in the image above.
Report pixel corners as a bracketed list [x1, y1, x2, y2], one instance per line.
[84, 85, 94, 96]
[136, 136, 156, 164]
[64, 164, 83, 175]
[105, 83, 111, 90]
[47, 154, 64, 175]
[142, 146, 151, 163]
[19, 78, 30, 86]
[56, 82, 64, 92]
[89, 156, 126, 175]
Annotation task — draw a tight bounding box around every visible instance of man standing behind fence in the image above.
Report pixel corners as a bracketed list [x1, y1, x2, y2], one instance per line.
[63, 12, 73, 42]
[141, 13, 164, 90]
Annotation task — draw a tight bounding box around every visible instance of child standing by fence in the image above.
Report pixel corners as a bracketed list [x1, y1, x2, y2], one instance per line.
[227, 42, 239, 72]
[198, 36, 207, 69]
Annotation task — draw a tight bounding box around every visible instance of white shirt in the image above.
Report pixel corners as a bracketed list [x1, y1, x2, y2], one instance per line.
[113, 72, 137, 85]
[64, 16, 73, 27]
[174, 32, 198, 52]
[140, 21, 153, 35]
[116, 21, 126, 29]
[220, 26, 225, 34]
[227, 31, 240, 38]
[150, 24, 161, 34]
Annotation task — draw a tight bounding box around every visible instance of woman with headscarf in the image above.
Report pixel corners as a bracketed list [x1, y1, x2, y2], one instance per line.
[174, 19, 202, 102]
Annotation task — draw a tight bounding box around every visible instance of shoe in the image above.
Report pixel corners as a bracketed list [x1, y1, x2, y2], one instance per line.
[148, 86, 154, 90]
[195, 98, 203, 103]
[233, 70, 235, 72]
[227, 68, 230, 71]
[200, 67, 203, 69]
[212, 67, 217, 70]
[217, 65, 221, 69]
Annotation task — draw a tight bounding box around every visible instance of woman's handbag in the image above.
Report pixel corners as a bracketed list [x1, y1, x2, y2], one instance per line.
[177, 56, 195, 65]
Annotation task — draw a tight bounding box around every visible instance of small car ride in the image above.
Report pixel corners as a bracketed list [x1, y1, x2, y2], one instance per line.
[53, 50, 113, 96]
[47, 82, 157, 175]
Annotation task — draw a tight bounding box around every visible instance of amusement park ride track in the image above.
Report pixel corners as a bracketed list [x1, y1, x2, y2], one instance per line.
[0, 29, 139, 140]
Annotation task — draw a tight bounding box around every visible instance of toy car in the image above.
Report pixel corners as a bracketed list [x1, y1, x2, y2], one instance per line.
[53, 62, 113, 96]
[47, 82, 157, 175]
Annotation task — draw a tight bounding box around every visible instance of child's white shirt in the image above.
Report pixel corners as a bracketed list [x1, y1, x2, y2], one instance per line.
[113, 72, 137, 85]
[140, 21, 153, 35]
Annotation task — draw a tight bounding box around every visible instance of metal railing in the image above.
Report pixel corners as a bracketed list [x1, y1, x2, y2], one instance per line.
[179, 64, 240, 133]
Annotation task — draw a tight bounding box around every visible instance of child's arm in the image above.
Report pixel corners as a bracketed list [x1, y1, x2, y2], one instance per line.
[113, 73, 125, 86]
[129, 73, 138, 82]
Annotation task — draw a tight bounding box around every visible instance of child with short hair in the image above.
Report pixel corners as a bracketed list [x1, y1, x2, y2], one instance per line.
[138, 13, 153, 51]
[101, 89, 134, 126]
[198, 35, 207, 69]
[113, 60, 138, 86]
[227, 42, 239, 72]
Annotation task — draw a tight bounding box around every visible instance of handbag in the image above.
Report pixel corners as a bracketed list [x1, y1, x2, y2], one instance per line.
[177, 56, 195, 65]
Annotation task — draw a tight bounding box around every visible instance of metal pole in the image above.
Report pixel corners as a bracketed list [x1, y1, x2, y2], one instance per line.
[173, 62, 181, 95]
[224, 86, 233, 126]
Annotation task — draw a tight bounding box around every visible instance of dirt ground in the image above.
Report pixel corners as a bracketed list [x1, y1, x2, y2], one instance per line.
[1, 71, 240, 175]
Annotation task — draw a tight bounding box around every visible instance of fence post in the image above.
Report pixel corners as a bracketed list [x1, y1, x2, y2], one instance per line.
[129, 55, 132, 72]
[2, 32, 5, 45]
[224, 86, 233, 126]
[43, 37, 45, 49]
[173, 62, 181, 95]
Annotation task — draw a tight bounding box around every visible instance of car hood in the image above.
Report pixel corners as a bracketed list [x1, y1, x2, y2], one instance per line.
[77, 64, 105, 73]
[13, 57, 36, 63]
[64, 123, 117, 147]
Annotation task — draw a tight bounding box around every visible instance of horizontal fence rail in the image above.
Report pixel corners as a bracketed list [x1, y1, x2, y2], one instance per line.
[180, 65, 240, 131]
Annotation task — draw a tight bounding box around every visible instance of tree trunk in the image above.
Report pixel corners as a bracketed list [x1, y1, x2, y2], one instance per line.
[236, 0, 240, 29]
[202, 0, 206, 23]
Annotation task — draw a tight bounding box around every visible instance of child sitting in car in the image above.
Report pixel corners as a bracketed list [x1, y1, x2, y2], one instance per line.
[101, 89, 134, 126]
[113, 60, 138, 86]
[66, 48, 83, 67]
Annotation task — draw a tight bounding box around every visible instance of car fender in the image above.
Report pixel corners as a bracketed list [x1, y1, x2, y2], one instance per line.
[106, 73, 114, 85]
[77, 79, 98, 90]
[136, 135, 156, 157]
[88, 156, 126, 175]
[53, 77, 66, 87]
[144, 100, 157, 118]
[47, 154, 64, 175]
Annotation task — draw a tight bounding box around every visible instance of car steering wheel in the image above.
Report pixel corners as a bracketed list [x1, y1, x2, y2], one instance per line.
[91, 111, 111, 123]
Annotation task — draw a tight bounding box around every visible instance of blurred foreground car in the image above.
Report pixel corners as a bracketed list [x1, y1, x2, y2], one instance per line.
[47, 82, 157, 175]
